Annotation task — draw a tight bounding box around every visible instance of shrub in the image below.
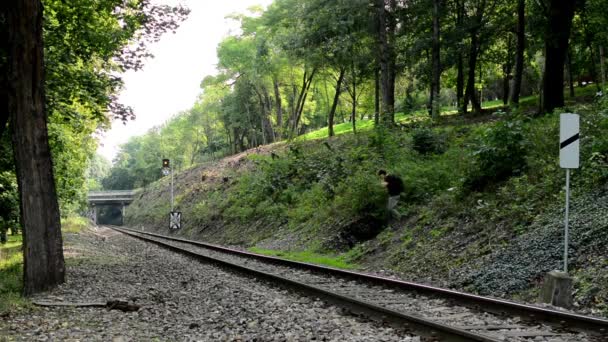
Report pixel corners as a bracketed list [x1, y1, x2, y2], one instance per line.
[411, 127, 447, 155]
[464, 119, 528, 191]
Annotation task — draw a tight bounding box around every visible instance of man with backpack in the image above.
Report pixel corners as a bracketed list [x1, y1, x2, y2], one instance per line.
[378, 169, 404, 219]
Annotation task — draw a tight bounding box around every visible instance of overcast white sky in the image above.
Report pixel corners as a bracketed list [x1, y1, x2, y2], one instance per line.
[97, 0, 273, 162]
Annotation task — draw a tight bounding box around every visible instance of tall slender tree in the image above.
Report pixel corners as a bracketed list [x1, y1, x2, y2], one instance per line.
[430, 0, 442, 118]
[510, 0, 526, 105]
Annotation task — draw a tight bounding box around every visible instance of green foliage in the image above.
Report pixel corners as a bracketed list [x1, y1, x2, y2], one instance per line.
[61, 216, 89, 234]
[464, 119, 529, 191]
[0, 171, 19, 242]
[411, 127, 447, 155]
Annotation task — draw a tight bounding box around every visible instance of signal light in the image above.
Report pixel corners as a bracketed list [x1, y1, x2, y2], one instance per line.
[162, 159, 170, 168]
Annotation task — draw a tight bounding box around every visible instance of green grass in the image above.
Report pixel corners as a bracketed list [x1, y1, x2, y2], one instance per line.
[296, 86, 599, 142]
[0, 250, 26, 314]
[1, 234, 22, 250]
[248, 247, 358, 269]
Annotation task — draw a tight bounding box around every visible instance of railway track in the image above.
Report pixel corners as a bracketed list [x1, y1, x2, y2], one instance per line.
[107, 226, 608, 342]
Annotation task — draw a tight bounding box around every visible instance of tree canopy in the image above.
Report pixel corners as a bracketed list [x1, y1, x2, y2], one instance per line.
[104, 0, 608, 189]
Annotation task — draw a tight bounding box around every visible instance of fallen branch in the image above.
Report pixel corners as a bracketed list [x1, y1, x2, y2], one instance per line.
[33, 300, 140, 312]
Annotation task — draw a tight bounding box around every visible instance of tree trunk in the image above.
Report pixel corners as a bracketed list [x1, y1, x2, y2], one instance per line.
[457, 52, 465, 114]
[465, 31, 482, 113]
[328, 68, 346, 137]
[455, 0, 465, 114]
[273, 78, 283, 139]
[588, 44, 600, 91]
[0, 1, 7, 139]
[540, 0, 576, 114]
[430, 0, 441, 118]
[503, 35, 513, 105]
[292, 69, 316, 135]
[374, 67, 380, 125]
[7, 0, 65, 296]
[510, 0, 525, 105]
[376, 0, 396, 125]
[600, 45, 606, 90]
[567, 49, 575, 98]
[351, 62, 357, 134]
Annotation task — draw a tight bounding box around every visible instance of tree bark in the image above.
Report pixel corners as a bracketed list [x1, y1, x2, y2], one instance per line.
[376, 0, 396, 125]
[465, 30, 482, 113]
[503, 35, 513, 105]
[457, 52, 465, 114]
[0, 2, 8, 139]
[540, 0, 576, 114]
[374, 67, 380, 125]
[430, 0, 441, 118]
[273, 78, 283, 139]
[455, 0, 465, 114]
[567, 49, 575, 98]
[600, 45, 606, 90]
[7, 0, 65, 295]
[510, 0, 525, 106]
[351, 62, 357, 134]
[328, 68, 346, 137]
[292, 68, 316, 135]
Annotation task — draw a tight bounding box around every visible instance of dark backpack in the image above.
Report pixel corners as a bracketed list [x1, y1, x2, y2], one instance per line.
[385, 175, 404, 196]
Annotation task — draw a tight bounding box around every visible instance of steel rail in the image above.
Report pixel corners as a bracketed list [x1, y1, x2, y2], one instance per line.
[109, 226, 498, 341]
[111, 226, 608, 338]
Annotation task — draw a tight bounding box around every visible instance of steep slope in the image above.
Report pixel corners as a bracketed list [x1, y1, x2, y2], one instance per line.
[125, 100, 608, 317]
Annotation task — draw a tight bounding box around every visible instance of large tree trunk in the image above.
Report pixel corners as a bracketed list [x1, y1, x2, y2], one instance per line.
[510, 0, 525, 105]
[328, 68, 346, 137]
[376, 0, 396, 125]
[7, 0, 65, 296]
[0, 2, 8, 138]
[430, 0, 441, 118]
[540, 0, 576, 114]
[465, 31, 482, 113]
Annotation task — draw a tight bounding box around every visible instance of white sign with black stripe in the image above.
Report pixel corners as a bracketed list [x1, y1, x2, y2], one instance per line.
[560, 113, 579, 169]
[170, 211, 181, 230]
[559, 113, 580, 274]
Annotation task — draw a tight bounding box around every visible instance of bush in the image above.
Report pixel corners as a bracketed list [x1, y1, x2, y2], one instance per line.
[411, 128, 446, 155]
[464, 119, 528, 191]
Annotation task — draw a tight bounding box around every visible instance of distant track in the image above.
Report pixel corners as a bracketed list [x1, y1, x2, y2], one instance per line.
[107, 226, 608, 342]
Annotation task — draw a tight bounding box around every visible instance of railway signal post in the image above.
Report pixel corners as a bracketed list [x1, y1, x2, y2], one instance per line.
[162, 159, 180, 230]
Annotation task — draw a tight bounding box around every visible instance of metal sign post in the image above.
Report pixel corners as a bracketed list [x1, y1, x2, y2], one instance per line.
[559, 114, 580, 273]
[162, 158, 179, 229]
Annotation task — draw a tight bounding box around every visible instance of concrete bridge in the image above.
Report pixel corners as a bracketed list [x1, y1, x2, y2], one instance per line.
[87, 190, 137, 225]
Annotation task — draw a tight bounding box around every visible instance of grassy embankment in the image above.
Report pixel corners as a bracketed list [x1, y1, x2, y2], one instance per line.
[0, 215, 89, 314]
[125, 86, 607, 315]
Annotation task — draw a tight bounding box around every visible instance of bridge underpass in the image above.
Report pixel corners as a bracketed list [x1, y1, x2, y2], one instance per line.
[87, 190, 136, 225]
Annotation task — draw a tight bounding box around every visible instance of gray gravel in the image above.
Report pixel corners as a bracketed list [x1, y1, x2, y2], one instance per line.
[0, 227, 415, 342]
[129, 229, 601, 342]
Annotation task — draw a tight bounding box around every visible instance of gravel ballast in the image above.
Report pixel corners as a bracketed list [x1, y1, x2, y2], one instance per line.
[0, 227, 414, 341]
